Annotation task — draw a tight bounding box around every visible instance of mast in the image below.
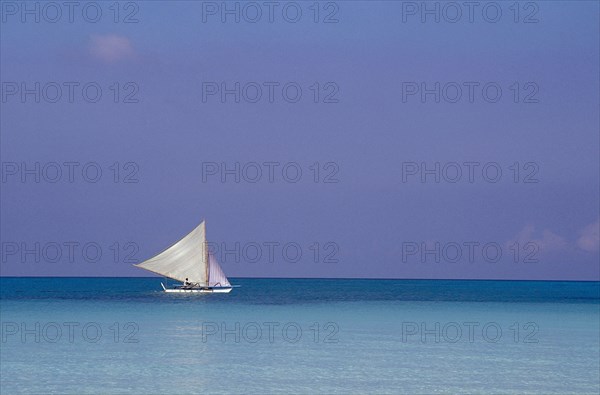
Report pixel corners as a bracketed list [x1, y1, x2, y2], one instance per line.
[204, 220, 209, 286]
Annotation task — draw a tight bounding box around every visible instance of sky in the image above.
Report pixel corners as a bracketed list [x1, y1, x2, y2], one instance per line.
[1, 1, 598, 280]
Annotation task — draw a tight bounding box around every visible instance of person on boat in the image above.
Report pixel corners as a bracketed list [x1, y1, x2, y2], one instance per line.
[183, 278, 190, 288]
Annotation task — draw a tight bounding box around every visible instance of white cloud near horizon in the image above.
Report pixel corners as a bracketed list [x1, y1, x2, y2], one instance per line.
[509, 224, 568, 253]
[89, 34, 135, 63]
[577, 220, 600, 252]
[508, 221, 600, 256]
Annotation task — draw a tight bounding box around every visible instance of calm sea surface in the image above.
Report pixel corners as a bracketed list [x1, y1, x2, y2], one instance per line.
[1, 278, 599, 394]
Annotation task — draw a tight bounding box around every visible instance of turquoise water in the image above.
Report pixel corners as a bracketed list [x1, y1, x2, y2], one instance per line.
[1, 278, 599, 394]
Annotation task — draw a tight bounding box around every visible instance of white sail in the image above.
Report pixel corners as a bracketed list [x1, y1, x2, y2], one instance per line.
[208, 253, 231, 287]
[135, 221, 209, 285]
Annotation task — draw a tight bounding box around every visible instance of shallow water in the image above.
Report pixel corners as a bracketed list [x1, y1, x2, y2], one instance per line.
[1, 278, 599, 394]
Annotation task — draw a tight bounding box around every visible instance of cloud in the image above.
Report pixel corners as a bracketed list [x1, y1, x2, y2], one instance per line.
[89, 34, 135, 63]
[508, 224, 567, 253]
[577, 220, 600, 252]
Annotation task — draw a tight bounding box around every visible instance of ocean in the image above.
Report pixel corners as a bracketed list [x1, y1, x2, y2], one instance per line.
[1, 278, 599, 394]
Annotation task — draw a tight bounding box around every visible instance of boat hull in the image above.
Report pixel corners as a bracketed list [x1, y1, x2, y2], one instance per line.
[161, 282, 233, 293]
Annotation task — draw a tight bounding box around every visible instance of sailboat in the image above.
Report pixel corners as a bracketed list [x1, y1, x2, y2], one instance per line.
[134, 221, 235, 293]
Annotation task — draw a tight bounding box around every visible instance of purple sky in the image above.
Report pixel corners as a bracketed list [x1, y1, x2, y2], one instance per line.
[1, 1, 598, 280]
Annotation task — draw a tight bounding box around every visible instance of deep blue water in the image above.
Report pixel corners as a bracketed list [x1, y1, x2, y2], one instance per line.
[1, 278, 599, 394]
[2, 277, 599, 303]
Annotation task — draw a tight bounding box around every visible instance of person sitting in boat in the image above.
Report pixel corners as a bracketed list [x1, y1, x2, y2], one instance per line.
[183, 278, 190, 288]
